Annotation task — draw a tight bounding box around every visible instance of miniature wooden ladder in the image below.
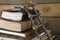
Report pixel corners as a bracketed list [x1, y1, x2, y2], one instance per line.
[23, 3, 52, 40]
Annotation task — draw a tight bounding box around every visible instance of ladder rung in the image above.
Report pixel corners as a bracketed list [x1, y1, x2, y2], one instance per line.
[39, 30, 51, 37]
[32, 25, 41, 30]
[32, 15, 37, 17]
[51, 35, 56, 40]
[37, 25, 42, 28]
[34, 25, 42, 29]
[33, 24, 42, 29]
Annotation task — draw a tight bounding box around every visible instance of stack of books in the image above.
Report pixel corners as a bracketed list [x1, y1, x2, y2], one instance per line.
[0, 7, 53, 40]
[0, 29, 52, 40]
[0, 8, 33, 32]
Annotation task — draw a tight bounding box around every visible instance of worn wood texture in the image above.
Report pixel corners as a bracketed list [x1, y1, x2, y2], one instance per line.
[36, 4, 60, 16]
[0, 0, 60, 4]
[0, 4, 60, 16]
[42, 17, 60, 35]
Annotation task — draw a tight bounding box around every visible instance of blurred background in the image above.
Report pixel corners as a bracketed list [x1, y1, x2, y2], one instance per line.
[0, 0, 60, 40]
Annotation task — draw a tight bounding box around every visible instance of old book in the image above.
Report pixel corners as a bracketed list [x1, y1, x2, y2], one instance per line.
[0, 37, 18, 40]
[0, 17, 49, 32]
[0, 28, 34, 37]
[0, 19, 32, 32]
[0, 27, 51, 37]
[0, 13, 44, 32]
[1, 11, 23, 21]
[0, 23, 50, 39]
[1, 8, 38, 21]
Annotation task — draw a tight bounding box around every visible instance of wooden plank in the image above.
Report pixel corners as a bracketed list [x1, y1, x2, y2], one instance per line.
[36, 4, 60, 16]
[42, 17, 60, 35]
[0, 4, 60, 16]
[0, 0, 60, 4]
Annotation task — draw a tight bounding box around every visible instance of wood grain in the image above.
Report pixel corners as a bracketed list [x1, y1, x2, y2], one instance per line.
[0, 0, 60, 4]
[0, 4, 60, 16]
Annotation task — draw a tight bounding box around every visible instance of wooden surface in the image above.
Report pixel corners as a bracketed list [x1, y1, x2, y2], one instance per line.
[0, 4, 60, 16]
[42, 17, 60, 35]
[36, 4, 60, 16]
[0, 0, 60, 4]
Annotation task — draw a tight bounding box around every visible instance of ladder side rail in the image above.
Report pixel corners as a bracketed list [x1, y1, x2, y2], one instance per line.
[23, 5, 41, 40]
[31, 5, 51, 40]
